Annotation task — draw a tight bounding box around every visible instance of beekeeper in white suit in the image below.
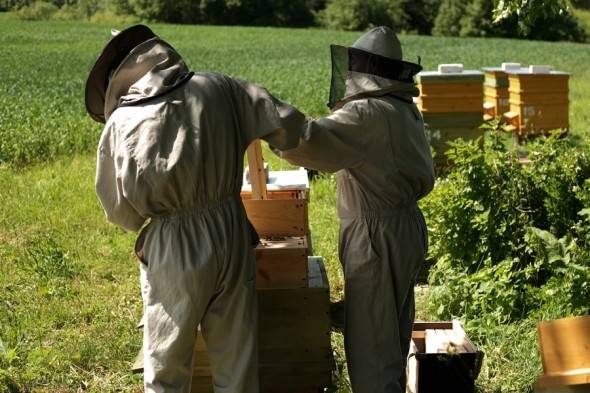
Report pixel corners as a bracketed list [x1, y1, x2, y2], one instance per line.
[274, 26, 435, 393]
[85, 25, 303, 393]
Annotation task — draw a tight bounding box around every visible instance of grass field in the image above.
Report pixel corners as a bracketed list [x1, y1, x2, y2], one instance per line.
[1, 14, 590, 393]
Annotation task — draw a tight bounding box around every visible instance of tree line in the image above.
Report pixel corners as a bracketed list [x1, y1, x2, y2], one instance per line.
[2, 0, 588, 42]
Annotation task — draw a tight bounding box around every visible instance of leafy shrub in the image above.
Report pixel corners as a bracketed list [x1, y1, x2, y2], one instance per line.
[432, 0, 465, 36]
[14, 1, 58, 20]
[318, 0, 395, 31]
[52, 3, 85, 20]
[459, 0, 518, 38]
[457, 0, 587, 42]
[574, 0, 590, 8]
[89, 8, 138, 23]
[422, 127, 590, 331]
[403, 0, 442, 35]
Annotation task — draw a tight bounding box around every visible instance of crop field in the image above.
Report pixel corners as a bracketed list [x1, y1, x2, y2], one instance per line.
[1, 14, 590, 393]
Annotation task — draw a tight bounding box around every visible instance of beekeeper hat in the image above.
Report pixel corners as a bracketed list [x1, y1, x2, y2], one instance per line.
[85, 24, 156, 123]
[351, 26, 403, 61]
[327, 26, 422, 108]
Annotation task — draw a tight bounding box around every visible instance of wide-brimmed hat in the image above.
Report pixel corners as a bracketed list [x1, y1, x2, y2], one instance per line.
[85, 24, 156, 123]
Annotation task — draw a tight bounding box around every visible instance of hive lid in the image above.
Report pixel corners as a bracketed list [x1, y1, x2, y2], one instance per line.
[242, 168, 309, 192]
[505, 69, 570, 76]
[416, 70, 484, 84]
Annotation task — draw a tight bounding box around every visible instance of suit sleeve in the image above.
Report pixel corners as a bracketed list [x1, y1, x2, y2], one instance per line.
[229, 77, 305, 151]
[95, 122, 146, 232]
[275, 100, 368, 173]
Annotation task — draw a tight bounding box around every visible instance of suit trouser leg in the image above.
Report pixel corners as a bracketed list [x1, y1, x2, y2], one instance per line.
[200, 252, 259, 393]
[341, 216, 421, 393]
[141, 261, 210, 393]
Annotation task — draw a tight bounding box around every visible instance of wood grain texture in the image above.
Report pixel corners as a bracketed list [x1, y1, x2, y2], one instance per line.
[243, 199, 308, 236]
[255, 236, 308, 289]
[246, 139, 268, 200]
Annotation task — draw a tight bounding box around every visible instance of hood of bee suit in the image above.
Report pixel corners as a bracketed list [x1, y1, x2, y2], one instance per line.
[85, 24, 192, 123]
[328, 26, 422, 109]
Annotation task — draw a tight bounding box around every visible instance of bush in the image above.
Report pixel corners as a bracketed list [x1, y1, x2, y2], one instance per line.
[460, 0, 518, 37]
[14, 1, 58, 20]
[129, 0, 200, 23]
[422, 126, 590, 331]
[434, 0, 587, 42]
[318, 0, 394, 31]
[89, 8, 138, 23]
[432, 0, 465, 36]
[52, 3, 85, 20]
[574, 0, 590, 8]
[524, 11, 588, 42]
[403, 0, 442, 35]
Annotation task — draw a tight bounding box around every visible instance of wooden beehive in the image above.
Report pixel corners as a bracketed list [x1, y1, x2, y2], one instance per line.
[132, 141, 332, 392]
[503, 69, 570, 137]
[534, 315, 590, 393]
[416, 69, 485, 165]
[192, 257, 331, 393]
[192, 141, 331, 392]
[406, 320, 484, 393]
[482, 67, 511, 119]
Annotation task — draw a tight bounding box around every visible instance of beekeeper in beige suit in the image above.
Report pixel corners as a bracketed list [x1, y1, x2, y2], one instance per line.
[274, 26, 435, 393]
[85, 25, 303, 393]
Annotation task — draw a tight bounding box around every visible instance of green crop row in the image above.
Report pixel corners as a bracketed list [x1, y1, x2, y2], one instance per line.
[1, 16, 590, 167]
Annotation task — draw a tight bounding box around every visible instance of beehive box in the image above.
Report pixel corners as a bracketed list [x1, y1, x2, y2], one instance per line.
[482, 67, 511, 118]
[417, 70, 484, 113]
[132, 257, 331, 393]
[503, 70, 570, 137]
[417, 69, 485, 166]
[534, 316, 590, 393]
[406, 321, 484, 393]
[241, 169, 311, 288]
[192, 257, 332, 393]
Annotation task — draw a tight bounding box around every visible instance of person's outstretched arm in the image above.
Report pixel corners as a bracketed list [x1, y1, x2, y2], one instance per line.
[274, 100, 369, 173]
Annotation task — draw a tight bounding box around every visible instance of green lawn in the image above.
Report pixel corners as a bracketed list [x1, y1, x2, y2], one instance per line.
[1, 15, 590, 392]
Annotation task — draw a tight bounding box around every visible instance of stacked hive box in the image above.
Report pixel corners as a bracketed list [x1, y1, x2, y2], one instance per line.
[503, 68, 570, 138]
[482, 63, 521, 119]
[191, 167, 332, 393]
[131, 163, 332, 392]
[416, 68, 485, 165]
[406, 320, 484, 393]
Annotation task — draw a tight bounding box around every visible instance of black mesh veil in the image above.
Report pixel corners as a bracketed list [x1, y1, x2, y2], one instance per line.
[328, 45, 422, 109]
[328, 45, 350, 109]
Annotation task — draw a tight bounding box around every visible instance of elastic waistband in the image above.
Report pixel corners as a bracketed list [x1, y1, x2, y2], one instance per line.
[151, 194, 241, 222]
[339, 203, 418, 219]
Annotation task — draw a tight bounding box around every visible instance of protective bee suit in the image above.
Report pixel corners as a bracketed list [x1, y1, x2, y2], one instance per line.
[274, 27, 435, 393]
[85, 25, 303, 393]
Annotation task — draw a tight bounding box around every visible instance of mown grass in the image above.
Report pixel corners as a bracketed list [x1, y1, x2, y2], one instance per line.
[2, 15, 590, 393]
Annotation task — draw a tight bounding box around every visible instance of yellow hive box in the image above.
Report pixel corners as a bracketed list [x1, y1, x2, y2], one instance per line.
[505, 70, 570, 136]
[416, 70, 484, 114]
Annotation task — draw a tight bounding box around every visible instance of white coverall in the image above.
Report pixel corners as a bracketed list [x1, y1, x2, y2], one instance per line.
[275, 27, 435, 393]
[95, 38, 302, 393]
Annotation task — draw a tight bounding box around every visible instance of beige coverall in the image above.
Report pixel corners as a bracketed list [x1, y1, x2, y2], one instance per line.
[275, 27, 435, 393]
[95, 38, 302, 393]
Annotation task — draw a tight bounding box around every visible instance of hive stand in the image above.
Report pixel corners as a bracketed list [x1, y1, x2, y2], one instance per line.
[416, 69, 485, 167]
[502, 69, 570, 139]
